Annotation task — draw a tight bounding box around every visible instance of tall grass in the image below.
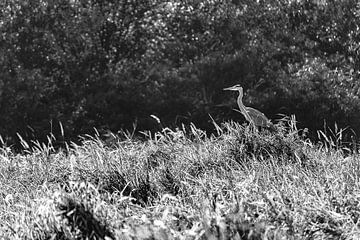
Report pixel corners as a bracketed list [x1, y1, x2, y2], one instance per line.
[0, 118, 359, 239]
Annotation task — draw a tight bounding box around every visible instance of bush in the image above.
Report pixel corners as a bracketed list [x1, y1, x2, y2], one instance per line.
[1, 0, 360, 146]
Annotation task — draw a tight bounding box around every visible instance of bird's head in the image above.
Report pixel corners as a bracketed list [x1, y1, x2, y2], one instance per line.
[223, 84, 243, 93]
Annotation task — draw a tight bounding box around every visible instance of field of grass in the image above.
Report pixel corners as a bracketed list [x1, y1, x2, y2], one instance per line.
[0, 119, 359, 239]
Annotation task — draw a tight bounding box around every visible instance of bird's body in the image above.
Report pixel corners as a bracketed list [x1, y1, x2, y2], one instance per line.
[224, 84, 275, 130]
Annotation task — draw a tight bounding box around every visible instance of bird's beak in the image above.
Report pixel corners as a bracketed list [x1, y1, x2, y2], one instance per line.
[223, 86, 238, 91]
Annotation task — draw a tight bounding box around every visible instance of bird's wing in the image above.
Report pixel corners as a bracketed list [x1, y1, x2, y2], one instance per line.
[245, 107, 268, 119]
[245, 107, 273, 127]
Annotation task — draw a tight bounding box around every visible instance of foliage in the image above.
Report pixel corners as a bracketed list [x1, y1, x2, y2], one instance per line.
[225, 118, 310, 166]
[1, 0, 360, 145]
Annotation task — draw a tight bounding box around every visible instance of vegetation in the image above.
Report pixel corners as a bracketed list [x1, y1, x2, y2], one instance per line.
[1, 1, 359, 238]
[0, 120, 359, 239]
[1, 0, 360, 146]
[1, 1, 360, 238]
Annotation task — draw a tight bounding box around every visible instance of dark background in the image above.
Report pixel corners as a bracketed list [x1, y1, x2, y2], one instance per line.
[1, 0, 359, 148]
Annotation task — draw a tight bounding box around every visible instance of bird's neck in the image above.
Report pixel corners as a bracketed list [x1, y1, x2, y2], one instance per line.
[237, 94, 255, 125]
[237, 95, 247, 112]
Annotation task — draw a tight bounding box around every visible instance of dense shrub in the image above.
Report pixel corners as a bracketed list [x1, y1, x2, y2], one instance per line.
[0, 0, 360, 146]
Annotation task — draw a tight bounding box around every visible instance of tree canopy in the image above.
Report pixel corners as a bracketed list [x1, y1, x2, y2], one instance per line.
[1, 0, 360, 146]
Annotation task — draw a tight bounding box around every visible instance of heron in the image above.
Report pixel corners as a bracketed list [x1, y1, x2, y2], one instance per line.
[223, 84, 275, 130]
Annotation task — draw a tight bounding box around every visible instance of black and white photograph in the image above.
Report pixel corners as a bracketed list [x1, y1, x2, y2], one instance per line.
[1, 1, 360, 239]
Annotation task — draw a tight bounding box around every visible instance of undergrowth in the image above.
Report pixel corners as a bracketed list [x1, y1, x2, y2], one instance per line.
[0, 118, 359, 239]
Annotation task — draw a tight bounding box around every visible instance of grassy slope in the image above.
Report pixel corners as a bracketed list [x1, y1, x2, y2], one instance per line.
[0, 120, 359, 239]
